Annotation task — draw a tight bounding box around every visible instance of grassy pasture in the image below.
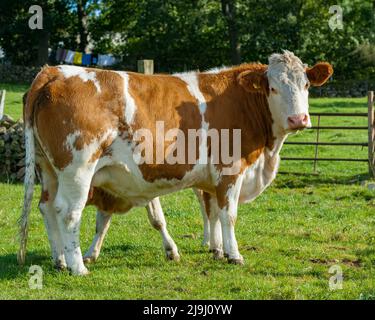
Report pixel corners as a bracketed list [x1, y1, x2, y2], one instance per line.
[0, 83, 374, 300]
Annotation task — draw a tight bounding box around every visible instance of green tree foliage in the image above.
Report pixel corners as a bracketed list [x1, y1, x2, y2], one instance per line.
[0, 0, 99, 66]
[0, 0, 77, 66]
[90, 0, 374, 78]
[90, 0, 229, 72]
[0, 0, 374, 79]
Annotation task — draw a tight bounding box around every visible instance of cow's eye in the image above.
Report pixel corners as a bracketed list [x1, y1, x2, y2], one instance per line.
[305, 83, 310, 90]
[271, 87, 277, 94]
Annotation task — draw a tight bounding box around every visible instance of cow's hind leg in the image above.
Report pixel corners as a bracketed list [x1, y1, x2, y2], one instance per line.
[54, 168, 95, 275]
[146, 198, 180, 261]
[193, 188, 210, 247]
[38, 161, 66, 270]
[83, 210, 112, 264]
[203, 192, 224, 260]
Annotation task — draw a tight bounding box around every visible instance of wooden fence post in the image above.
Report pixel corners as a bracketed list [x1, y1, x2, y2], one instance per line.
[368, 91, 375, 178]
[0, 89, 6, 121]
[137, 60, 154, 75]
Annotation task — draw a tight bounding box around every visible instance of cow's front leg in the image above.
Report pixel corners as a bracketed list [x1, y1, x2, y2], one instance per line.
[146, 198, 180, 261]
[84, 210, 112, 264]
[216, 174, 244, 265]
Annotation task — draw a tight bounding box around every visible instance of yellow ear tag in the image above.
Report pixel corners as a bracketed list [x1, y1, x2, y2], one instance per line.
[253, 83, 260, 89]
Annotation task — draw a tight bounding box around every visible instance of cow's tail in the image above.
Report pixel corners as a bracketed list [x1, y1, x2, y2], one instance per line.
[17, 91, 36, 265]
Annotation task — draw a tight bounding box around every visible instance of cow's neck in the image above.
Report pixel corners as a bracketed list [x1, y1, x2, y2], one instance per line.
[240, 90, 290, 173]
[222, 65, 276, 150]
[200, 64, 285, 169]
[268, 124, 289, 157]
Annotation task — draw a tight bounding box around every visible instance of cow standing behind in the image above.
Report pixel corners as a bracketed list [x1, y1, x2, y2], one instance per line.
[19, 51, 332, 275]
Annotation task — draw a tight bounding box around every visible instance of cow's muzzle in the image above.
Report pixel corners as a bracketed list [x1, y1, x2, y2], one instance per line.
[287, 113, 309, 130]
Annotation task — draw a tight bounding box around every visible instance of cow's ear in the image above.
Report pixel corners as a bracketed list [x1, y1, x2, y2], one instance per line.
[306, 62, 333, 87]
[238, 71, 269, 94]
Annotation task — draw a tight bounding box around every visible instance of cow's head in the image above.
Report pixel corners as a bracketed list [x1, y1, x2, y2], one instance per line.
[238, 51, 333, 134]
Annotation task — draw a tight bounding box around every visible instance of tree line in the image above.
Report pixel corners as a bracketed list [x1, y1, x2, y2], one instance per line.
[0, 0, 374, 80]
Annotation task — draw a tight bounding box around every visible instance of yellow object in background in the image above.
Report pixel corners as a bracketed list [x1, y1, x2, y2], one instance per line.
[73, 52, 83, 65]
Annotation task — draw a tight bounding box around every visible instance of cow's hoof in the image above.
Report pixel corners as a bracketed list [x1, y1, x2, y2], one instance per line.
[54, 262, 67, 271]
[228, 256, 244, 265]
[166, 250, 180, 262]
[83, 256, 97, 264]
[70, 267, 90, 276]
[211, 249, 224, 260]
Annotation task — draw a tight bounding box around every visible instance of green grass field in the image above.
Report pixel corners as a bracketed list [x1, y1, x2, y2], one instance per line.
[0, 83, 374, 300]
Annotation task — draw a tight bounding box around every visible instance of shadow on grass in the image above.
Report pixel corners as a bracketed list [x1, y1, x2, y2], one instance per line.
[250, 268, 324, 278]
[100, 244, 134, 256]
[275, 172, 371, 189]
[2, 172, 371, 189]
[0, 251, 52, 280]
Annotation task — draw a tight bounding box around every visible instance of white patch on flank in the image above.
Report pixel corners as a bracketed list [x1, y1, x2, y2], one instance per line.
[175, 73, 207, 114]
[174, 72, 209, 164]
[63, 129, 117, 170]
[64, 131, 81, 151]
[115, 71, 137, 126]
[58, 65, 101, 93]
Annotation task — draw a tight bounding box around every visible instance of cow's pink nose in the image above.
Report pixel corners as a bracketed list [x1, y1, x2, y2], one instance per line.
[287, 114, 309, 130]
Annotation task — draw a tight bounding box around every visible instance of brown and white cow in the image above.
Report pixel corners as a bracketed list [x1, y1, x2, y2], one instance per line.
[19, 50, 332, 275]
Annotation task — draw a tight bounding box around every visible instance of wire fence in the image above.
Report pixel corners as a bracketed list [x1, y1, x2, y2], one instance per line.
[281, 91, 375, 177]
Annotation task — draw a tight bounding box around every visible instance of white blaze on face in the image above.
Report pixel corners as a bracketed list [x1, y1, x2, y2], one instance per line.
[58, 65, 101, 93]
[266, 51, 311, 132]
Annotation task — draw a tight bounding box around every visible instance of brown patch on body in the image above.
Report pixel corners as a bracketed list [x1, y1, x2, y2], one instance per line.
[37, 156, 58, 207]
[202, 191, 211, 218]
[127, 72, 202, 182]
[86, 187, 131, 213]
[40, 190, 49, 203]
